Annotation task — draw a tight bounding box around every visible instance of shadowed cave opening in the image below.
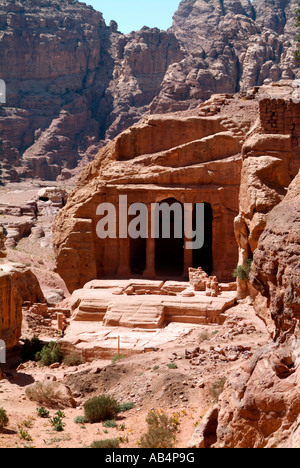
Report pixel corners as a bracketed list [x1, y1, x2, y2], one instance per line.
[128, 200, 214, 277]
[155, 198, 184, 276]
[130, 237, 147, 275]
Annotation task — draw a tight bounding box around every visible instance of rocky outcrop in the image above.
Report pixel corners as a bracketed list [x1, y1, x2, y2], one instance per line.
[0, 0, 299, 181]
[190, 171, 300, 448]
[0, 263, 45, 349]
[234, 82, 300, 303]
[152, 0, 299, 113]
[251, 171, 300, 341]
[0, 0, 183, 182]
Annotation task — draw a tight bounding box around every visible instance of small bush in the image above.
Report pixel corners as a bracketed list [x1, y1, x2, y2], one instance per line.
[139, 409, 176, 449]
[167, 363, 178, 369]
[25, 381, 64, 408]
[198, 330, 211, 344]
[63, 353, 84, 367]
[233, 259, 253, 281]
[50, 411, 65, 432]
[74, 416, 86, 425]
[209, 377, 227, 402]
[35, 341, 64, 367]
[0, 408, 9, 432]
[84, 395, 119, 424]
[36, 407, 50, 419]
[18, 428, 32, 441]
[118, 402, 135, 413]
[111, 354, 125, 364]
[90, 439, 120, 449]
[21, 336, 44, 362]
[102, 420, 117, 428]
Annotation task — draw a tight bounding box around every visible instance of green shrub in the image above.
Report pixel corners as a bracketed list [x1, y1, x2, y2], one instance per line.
[84, 395, 119, 424]
[18, 428, 32, 441]
[21, 336, 44, 362]
[36, 407, 50, 419]
[74, 415, 86, 425]
[35, 341, 64, 367]
[0, 408, 9, 432]
[233, 259, 253, 281]
[167, 363, 178, 369]
[90, 439, 120, 449]
[118, 402, 135, 413]
[111, 354, 125, 364]
[63, 353, 84, 367]
[50, 411, 65, 432]
[139, 409, 176, 449]
[102, 420, 117, 428]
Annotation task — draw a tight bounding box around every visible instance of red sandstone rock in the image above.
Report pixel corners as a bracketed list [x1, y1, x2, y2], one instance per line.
[0, 0, 299, 181]
[200, 171, 300, 448]
[0, 263, 45, 349]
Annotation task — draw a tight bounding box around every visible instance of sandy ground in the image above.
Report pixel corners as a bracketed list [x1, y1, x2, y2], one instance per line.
[0, 302, 269, 449]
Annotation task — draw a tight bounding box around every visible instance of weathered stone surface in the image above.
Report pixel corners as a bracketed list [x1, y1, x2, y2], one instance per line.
[0, 0, 299, 181]
[0, 0, 183, 182]
[234, 83, 300, 299]
[0, 263, 45, 349]
[216, 339, 300, 448]
[251, 171, 300, 340]
[0, 226, 6, 258]
[53, 104, 250, 292]
[68, 279, 236, 328]
[153, 0, 299, 114]
[211, 171, 300, 448]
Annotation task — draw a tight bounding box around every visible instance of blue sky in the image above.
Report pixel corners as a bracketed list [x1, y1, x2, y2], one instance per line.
[86, 1, 180, 34]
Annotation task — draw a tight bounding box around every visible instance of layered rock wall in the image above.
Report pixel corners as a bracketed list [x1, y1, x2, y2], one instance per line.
[0, 0, 299, 181]
[212, 172, 300, 448]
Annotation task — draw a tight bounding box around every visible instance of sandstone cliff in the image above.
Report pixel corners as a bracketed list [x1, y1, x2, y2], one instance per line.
[0, 0, 299, 181]
[152, 0, 299, 112]
[212, 171, 300, 448]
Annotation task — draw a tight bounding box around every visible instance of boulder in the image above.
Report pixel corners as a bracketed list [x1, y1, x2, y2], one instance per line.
[0, 263, 45, 349]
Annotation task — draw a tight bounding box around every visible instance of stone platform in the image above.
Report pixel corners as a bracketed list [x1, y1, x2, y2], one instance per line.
[60, 279, 237, 360]
[69, 279, 237, 328]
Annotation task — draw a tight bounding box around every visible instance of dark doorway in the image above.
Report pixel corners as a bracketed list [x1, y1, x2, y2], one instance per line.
[130, 237, 146, 275]
[155, 198, 184, 276]
[193, 202, 213, 275]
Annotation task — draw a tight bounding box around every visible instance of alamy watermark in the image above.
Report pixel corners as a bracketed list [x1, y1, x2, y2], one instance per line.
[0, 340, 6, 364]
[292, 79, 300, 104]
[96, 195, 205, 250]
[0, 79, 6, 105]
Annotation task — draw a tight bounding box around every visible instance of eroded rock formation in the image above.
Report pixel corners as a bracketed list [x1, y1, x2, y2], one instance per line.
[0, 0, 299, 181]
[251, 171, 300, 341]
[189, 169, 300, 448]
[0, 262, 45, 349]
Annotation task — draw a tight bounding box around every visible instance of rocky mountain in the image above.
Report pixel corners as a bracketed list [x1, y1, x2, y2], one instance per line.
[0, 0, 299, 182]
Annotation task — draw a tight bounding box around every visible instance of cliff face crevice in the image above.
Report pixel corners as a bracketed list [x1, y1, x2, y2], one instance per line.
[0, 0, 299, 181]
